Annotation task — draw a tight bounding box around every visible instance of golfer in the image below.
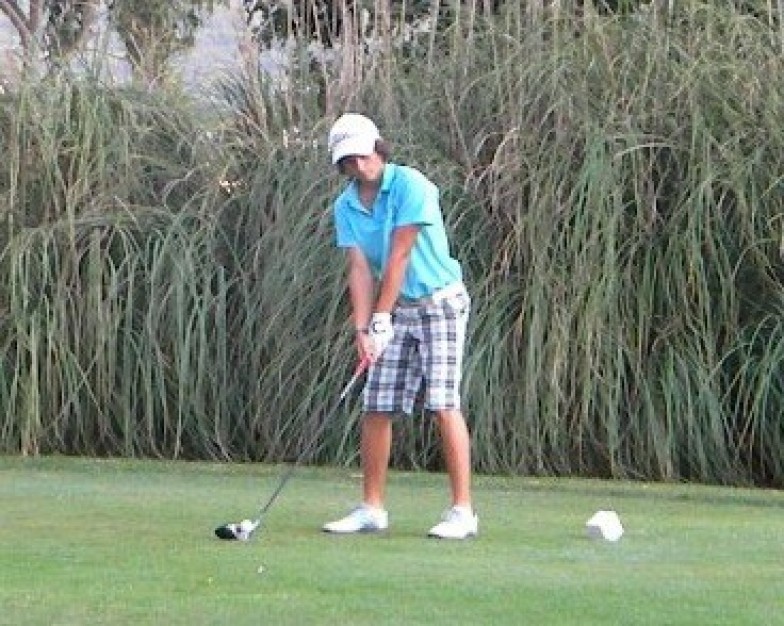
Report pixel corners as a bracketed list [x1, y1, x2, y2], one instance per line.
[322, 113, 477, 539]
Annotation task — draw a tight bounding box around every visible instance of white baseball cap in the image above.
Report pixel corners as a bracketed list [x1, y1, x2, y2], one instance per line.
[328, 113, 381, 164]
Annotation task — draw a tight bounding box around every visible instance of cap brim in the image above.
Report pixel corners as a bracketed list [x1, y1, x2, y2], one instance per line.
[331, 136, 377, 164]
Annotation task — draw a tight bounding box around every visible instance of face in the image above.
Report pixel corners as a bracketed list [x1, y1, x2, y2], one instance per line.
[337, 153, 384, 184]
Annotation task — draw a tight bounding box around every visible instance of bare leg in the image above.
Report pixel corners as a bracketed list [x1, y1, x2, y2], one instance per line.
[434, 409, 472, 508]
[361, 412, 392, 508]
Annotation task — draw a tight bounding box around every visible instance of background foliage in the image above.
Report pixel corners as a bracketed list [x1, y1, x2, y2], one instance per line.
[1, 1, 784, 486]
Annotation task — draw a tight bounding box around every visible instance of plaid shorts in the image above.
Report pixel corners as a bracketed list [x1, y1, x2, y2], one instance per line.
[363, 285, 470, 414]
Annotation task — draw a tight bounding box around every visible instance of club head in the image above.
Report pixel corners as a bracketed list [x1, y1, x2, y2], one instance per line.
[214, 519, 260, 541]
[215, 523, 240, 540]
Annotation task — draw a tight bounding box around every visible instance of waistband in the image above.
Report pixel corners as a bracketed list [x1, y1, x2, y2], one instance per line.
[396, 283, 467, 308]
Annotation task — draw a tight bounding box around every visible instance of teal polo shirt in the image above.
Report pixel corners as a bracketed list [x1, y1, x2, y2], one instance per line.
[333, 163, 462, 300]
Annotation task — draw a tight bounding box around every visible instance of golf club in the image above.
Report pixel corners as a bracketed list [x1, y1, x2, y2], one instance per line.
[214, 357, 369, 541]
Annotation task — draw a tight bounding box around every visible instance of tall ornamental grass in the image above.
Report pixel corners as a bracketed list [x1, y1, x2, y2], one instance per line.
[417, 2, 784, 483]
[1, 1, 783, 486]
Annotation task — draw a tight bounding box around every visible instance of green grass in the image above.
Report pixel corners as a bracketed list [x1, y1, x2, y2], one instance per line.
[1, 457, 782, 626]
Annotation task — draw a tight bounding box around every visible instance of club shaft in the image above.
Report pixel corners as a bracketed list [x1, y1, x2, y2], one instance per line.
[258, 360, 368, 516]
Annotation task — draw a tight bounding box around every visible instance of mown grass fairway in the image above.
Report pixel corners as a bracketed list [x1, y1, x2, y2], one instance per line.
[1, 457, 782, 625]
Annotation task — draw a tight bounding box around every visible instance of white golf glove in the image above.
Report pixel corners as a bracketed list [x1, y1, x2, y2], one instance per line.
[369, 312, 394, 356]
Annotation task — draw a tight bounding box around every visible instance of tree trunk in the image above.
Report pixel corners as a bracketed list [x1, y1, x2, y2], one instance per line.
[0, 0, 41, 49]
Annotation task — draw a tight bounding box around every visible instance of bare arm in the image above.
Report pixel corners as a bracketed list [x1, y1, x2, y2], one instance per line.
[346, 247, 379, 362]
[346, 225, 419, 362]
[375, 225, 420, 313]
[347, 247, 375, 330]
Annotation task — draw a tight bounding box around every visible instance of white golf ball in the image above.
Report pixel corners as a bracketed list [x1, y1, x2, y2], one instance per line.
[239, 519, 255, 532]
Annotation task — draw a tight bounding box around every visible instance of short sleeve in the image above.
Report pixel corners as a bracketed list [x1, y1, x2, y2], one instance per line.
[393, 172, 439, 228]
[334, 201, 356, 248]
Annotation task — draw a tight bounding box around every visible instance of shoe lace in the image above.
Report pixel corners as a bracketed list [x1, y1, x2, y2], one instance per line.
[354, 504, 380, 519]
[442, 507, 463, 523]
[349, 505, 367, 519]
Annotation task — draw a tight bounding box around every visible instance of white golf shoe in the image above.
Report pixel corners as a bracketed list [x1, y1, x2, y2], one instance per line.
[322, 504, 389, 534]
[427, 506, 478, 539]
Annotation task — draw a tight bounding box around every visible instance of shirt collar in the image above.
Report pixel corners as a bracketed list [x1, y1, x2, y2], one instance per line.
[379, 163, 396, 193]
[347, 163, 396, 212]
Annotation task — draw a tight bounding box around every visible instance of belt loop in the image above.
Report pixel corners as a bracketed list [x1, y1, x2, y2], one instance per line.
[431, 282, 465, 304]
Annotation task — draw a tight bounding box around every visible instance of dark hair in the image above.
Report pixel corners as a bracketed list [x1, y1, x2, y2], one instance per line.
[375, 138, 391, 161]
